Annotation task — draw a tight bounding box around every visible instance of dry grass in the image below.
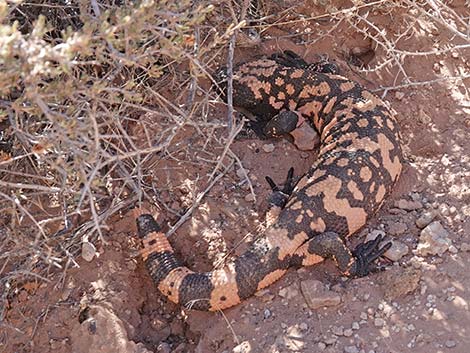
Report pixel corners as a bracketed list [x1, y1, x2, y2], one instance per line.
[0, 0, 469, 328]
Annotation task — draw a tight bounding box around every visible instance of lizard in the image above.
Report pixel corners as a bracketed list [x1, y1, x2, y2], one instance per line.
[134, 50, 403, 311]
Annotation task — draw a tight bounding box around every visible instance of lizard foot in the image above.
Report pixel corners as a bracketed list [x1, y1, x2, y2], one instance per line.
[351, 234, 392, 277]
[265, 167, 296, 208]
[270, 50, 340, 74]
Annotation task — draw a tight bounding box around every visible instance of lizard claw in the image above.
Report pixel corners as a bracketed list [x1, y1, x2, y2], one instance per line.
[265, 167, 295, 194]
[265, 167, 296, 208]
[351, 234, 391, 277]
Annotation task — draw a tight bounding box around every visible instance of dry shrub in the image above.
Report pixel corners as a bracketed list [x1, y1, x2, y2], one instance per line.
[0, 0, 241, 319]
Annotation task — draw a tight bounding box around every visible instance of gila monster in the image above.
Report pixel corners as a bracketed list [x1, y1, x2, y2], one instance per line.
[135, 51, 404, 311]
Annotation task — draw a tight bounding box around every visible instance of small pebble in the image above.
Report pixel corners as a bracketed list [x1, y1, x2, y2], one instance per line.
[263, 309, 271, 320]
[395, 91, 405, 100]
[262, 143, 275, 153]
[236, 168, 249, 179]
[445, 339, 456, 348]
[343, 328, 353, 337]
[416, 210, 437, 229]
[416, 221, 451, 256]
[374, 318, 385, 327]
[332, 326, 344, 336]
[324, 337, 337, 345]
[352, 322, 360, 330]
[460, 243, 470, 252]
[318, 342, 327, 350]
[81, 241, 97, 262]
[233, 341, 251, 353]
[244, 193, 256, 202]
[300, 279, 341, 309]
[279, 285, 299, 300]
[395, 199, 423, 210]
[156, 342, 171, 353]
[126, 261, 137, 271]
[387, 221, 407, 235]
[384, 241, 409, 261]
[344, 345, 359, 353]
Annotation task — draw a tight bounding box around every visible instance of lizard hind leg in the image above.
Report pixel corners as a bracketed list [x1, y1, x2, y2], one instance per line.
[289, 232, 352, 270]
[289, 232, 391, 277]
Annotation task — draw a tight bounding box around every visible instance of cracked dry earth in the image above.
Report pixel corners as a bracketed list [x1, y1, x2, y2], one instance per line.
[3, 2, 470, 353]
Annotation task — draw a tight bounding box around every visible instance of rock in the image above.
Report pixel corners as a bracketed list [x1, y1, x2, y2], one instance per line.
[332, 326, 344, 336]
[352, 322, 360, 330]
[289, 122, 320, 151]
[449, 245, 458, 254]
[283, 326, 305, 351]
[318, 342, 327, 350]
[395, 91, 405, 100]
[244, 193, 256, 202]
[384, 241, 409, 261]
[172, 343, 186, 353]
[416, 221, 451, 256]
[377, 267, 421, 300]
[170, 319, 184, 336]
[445, 339, 457, 348]
[374, 318, 385, 327]
[263, 308, 271, 320]
[387, 221, 407, 236]
[343, 328, 353, 337]
[81, 241, 97, 262]
[233, 341, 251, 353]
[389, 208, 407, 215]
[410, 192, 422, 202]
[365, 231, 408, 261]
[415, 210, 437, 229]
[460, 243, 470, 252]
[365, 230, 385, 242]
[279, 284, 299, 300]
[149, 314, 170, 339]
[344, 345, 359, 353]
[156, 342, 171, 353]
[439, 203, 450, 216]
[126, 261, 137, 271]
[395, 199, 423, 211]
[300, 280, 341, 309]
[262, 143, 275, 153]
[324, 337, 337, 345]
[70, 305, 152, 353]
[236, 168, 249, 179]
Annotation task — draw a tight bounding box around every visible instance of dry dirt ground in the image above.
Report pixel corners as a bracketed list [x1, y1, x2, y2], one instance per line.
[2, 1, 470, 353]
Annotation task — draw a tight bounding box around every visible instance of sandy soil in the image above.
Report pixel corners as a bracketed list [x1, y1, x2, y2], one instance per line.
[3, 1, 470, 353]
